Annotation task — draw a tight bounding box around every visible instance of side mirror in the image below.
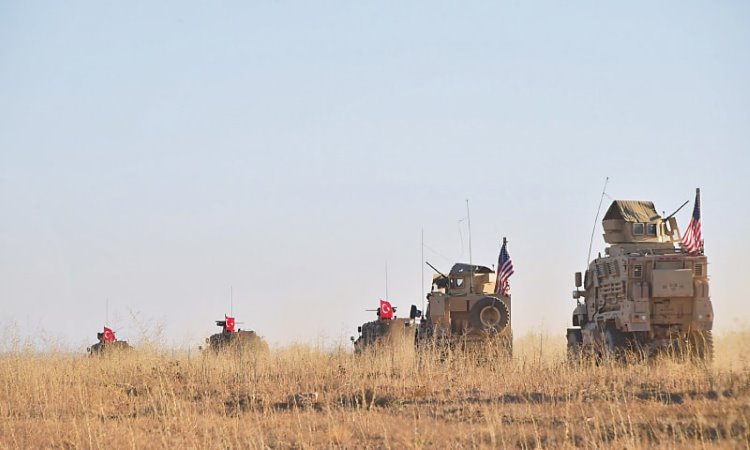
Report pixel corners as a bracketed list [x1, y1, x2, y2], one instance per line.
[86, 347, 91, 353]
[204, 338, 210, 344]
[357, 326, 362, 333]
[575, 272, 582, 288]
[409, 305, 422, 319]
[350, 336, 355, 342]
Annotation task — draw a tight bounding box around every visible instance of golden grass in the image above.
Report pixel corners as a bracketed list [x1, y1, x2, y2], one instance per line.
[1, 332, 749, 449]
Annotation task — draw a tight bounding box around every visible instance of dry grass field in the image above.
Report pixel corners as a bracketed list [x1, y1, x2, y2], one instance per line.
[1, 332, 749, 449]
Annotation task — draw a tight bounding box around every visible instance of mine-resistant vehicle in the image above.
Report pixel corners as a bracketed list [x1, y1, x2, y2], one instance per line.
[567, 198, 713, 361]
[351, 305, 419, 353]
[204, 317, 268, 354]
[417, 263, 512, 355]
[87, 327, 132, 355]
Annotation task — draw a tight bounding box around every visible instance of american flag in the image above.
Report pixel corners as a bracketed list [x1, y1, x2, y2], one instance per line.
[495, 239, 514, 296]
[680, 188, 703, 254]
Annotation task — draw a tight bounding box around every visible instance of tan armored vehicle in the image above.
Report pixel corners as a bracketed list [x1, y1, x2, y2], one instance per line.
[204, 317, 268, 354]
[417, 263, 512, 355]
[87, 327, 132, 355]
[567, 198, 713, 361]
[351, 305, 419, 354]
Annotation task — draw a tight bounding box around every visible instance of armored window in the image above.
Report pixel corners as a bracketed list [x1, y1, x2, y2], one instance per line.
[633, 223, 644, 235]
[646, 223, 657, 235]
[450, 278, 464, 288]
[694, 263, 703, 277]
[633, 264, 643, 279]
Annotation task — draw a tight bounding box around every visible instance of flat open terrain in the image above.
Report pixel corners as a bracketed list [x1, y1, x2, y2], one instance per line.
[1, 332, 749, 449]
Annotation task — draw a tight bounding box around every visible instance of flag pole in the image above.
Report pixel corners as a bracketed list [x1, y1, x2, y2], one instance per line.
[697, 187, 703, 254]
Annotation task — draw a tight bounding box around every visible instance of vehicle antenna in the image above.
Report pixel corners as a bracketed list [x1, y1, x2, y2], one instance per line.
[421, 228, 425, 314]
[385, 262, 389, 300]
[587, 177, 609, 268]
[230, 286, 233, 316]
[466, 199, 474, 294]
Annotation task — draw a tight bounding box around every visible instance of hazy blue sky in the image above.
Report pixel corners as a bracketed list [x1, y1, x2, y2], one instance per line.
[1, 1, 748, 350]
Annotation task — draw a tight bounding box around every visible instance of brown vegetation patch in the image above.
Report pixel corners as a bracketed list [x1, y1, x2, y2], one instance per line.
[0, 334, 749, 448]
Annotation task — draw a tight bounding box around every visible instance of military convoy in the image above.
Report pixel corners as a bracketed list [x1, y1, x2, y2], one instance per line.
[567, 197, 713, 361]
[81, 191, 713, 366]
[203, 316, 269, 354]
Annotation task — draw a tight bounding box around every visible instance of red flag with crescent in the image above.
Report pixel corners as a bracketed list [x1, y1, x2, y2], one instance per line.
[379, 299, 393, 319]
[225, 315, 236, 333]
[103, 326, 116, 343]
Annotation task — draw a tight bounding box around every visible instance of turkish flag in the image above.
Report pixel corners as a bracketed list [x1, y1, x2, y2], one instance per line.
[225, 315, 236, 333]
[103, 326, 116, 343]
[379, 299, 393, 319]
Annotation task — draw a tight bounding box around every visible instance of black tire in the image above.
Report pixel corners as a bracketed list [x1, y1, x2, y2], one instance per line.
[689, 331, 714, 363]
[566, 328, 583, 363]
[469, 297, 510, 333]
[602, 323, 627, 360]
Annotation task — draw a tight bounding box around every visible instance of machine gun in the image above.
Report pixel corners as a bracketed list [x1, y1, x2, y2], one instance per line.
[425, 261, 449, 288]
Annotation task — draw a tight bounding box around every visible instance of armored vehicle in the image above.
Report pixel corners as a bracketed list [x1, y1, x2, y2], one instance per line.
[567, 197, 713, 361]
[351, 305, 419, 354]
[87, 327, 132, 355]
[417, 263, 512, 355]
[204, 317, 268, 354]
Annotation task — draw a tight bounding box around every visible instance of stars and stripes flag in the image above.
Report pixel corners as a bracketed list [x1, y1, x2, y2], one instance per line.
[495, 238, 514, 296]
[680, 188, 703, 255]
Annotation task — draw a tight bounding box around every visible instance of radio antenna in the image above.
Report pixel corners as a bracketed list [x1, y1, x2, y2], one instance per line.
[466, 199, 474, 293]
[230, 286, 233, 316]
[385, 262, 389, 300]
[421, 228, 425, 314]
[587, 177, 609, 267]
[466, 199, 473, 266]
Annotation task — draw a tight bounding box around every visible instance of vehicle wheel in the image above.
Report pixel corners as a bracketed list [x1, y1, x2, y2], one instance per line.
[689, 331, 714, 363]
[566, 328, 583, 363]
[603, 323, 627, 360]
[469, 297, 510, 333]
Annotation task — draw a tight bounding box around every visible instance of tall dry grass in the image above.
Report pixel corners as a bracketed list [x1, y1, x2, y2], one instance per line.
[0, 332, 748, 449]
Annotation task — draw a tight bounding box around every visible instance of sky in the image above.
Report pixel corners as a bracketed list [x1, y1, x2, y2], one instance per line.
[1, 1, 748, 351]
